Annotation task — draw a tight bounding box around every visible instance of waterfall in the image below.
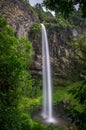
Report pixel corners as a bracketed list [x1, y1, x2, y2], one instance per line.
[41, 24, 55, 123]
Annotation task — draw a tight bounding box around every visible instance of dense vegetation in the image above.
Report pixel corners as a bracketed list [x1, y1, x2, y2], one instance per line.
[68, 34, 86, 129]
[0, 14, 33, 130]
[0, 14, 65, 130]
[43, 0, 86, 18]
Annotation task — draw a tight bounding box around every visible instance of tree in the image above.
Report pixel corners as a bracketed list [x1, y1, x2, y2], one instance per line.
[42, 0, 86, 18]
[34, 3, 54, 22]
[67, 34, 86, 130]
[0, 14, 33, 130]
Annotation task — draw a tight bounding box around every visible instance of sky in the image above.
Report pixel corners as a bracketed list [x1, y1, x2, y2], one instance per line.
[29, 0, 43, 6]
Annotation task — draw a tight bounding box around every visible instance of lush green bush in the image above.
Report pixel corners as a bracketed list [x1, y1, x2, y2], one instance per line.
[0, 14, 33, 130]
[68, 33, 86, 81]
[67, 80, 86, 130]
[53, 87, 71, 104]
[66, 34, 86, 130]
[31, 23, 41, 35]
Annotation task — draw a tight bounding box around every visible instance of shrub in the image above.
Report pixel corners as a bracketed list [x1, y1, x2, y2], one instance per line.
[0, 14, 33, 130]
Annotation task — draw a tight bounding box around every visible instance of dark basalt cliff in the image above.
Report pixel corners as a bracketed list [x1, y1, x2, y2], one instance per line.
[0, 0, 85, 85]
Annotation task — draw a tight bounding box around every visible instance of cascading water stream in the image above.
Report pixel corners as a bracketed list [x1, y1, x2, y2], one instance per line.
[41, 24, 56, 123]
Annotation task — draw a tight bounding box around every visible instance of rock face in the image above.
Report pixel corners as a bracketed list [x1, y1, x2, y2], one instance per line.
[0, 0, 39, 38]
[29, 25, 72, 79]
[47, 26, 72, 77]
[29, 25, 85, 80]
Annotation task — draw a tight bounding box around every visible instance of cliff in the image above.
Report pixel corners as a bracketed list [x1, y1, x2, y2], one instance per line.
[0, 0, 39, 38]
[29, 23, 85, 82]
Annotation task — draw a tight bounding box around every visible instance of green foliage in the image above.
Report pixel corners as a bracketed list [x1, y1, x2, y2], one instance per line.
[67, 80, 86, 130]
[43, 0, 74, 18]
[34, 3, 56, 23]
[34, 3, 44, 22]
[43, 0, 86, 18]
[0, 14, 34, 130]
[53, 87, 72, 104]
[31, 76, 42, 97]
[56, 15, 72, 28]
[0, 105, 22, 130]
[21, 119, 61, 130]
[19, 96, 41, 114]
[31, 23, 41, 35]
[34, 4, 85, 29]
[44, 15, 72, 29]
[68, 10, 86, 28]
[73, 34, 86, 69]
[66, 34, 86, 129]
[69, 33, 86, 81]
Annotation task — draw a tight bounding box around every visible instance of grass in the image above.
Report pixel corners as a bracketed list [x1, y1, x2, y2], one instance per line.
[53, 86, 73, 104]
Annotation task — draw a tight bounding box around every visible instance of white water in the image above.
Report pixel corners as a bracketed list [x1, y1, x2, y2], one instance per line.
[41, 24, 55, 123]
